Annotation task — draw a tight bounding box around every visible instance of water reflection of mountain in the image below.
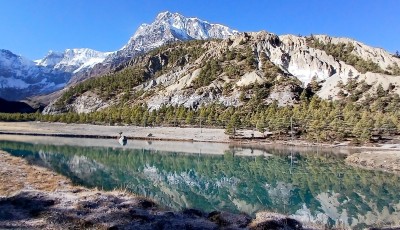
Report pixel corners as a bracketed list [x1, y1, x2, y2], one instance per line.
[1, 139, 400, 229]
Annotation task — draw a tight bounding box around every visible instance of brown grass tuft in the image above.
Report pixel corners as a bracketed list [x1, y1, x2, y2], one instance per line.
[0, 150, 77, 196]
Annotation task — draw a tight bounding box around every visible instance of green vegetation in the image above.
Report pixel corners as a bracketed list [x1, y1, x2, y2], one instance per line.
[307, 37, 390, 75]
[192, 45, 259, 89]
[2, 39, 399, 144]
[56, 66, 147, 108]
[394, 51, 400, 58]
[387, 63, 400, 75]
[2, 88, 400, 143]
[55, 40, 208, 108]
[192, 59, 222, 88]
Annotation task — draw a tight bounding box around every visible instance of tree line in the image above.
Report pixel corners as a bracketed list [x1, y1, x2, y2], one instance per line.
[1, 91, 399, 144]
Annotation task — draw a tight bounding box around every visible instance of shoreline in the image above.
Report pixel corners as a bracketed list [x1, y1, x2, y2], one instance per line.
[1, 121, 400, 174]
[0, 131, 197, 142]
[1, 121, 400, 229]
[1, 121, 400, 151]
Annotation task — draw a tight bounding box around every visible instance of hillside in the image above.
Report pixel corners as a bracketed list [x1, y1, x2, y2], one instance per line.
[0, 98, 36, 113]
[0, 12, 238, 102]
[44, 31, 400, 113]
[2, 12, 400, 143]
[61, 11, 239, 86]
[23, 31, 399, 144]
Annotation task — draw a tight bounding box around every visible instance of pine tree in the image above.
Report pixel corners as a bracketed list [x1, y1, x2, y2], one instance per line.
[256, 117, 266, 134]
[376, 84, 386, 98]
[185, 110, 195, 125]
[225, 113, 240, 136]
[352, 112, 373, 142]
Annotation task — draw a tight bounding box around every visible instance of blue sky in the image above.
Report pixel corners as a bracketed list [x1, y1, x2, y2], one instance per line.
[1, 0, 399, 60]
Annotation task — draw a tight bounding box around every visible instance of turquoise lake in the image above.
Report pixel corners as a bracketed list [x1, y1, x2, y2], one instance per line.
[0, 135, 399, 229]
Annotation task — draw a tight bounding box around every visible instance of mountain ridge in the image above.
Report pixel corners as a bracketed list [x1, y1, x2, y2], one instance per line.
[1, 11, 399, 110]
[42, 30, 400, 115]
[35, 48, 112, 73]
[77, 11, 239, 86]
[0, 48, 110, 100]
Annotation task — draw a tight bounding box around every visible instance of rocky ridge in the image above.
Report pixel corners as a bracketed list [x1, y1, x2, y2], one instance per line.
[35, 48, 111, 75]
[0, 49, 69, 100]
[121, 11, 238, 57]
[44, 31, 400, 114]
[67, 11, 239, 85]
[2, 11, 399, 112]
[2, 11, 238, 101]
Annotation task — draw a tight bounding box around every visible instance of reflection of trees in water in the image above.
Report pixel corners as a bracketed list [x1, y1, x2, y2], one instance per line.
[2, 140, 400, 229]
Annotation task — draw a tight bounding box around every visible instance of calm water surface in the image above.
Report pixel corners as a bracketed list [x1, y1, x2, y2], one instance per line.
[0, 135, 399, 229]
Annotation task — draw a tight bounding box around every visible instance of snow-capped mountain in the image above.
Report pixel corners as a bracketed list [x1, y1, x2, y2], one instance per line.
[36, 48, 111, 74]
[0, 48, 110, 101]
[0, 49, 69, 100]
[1, 11, 238, 101]
[44, 31, 400, 114]
[103, 11, 238, 66]
[125, 11, 238, 53]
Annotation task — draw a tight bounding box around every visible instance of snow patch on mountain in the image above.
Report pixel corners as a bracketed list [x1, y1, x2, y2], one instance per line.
[109, 11, 238, 66]
[131, 11, 238, 48]
[66, 11, 239, 87]
[34, 50, 64, 67]
[0, 48, 111, 100]
[36, 48, 112, 73]
[0, 49, 36, 74]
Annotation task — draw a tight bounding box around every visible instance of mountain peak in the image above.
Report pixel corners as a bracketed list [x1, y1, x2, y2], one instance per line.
[2, 12, 240, 101]
[36, 48, 110, 70]
[155, 11, 174, 21]
[128, 11, 238, 51]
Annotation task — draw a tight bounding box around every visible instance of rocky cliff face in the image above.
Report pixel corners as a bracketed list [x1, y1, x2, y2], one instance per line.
[44, 31, 400, 114]
[43, 91, 110, 114]
[140, 31, 400, 110]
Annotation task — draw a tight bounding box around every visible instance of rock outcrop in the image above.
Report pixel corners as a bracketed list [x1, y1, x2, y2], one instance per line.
[43, 91, 109, 114]
[43, 30, 400, 113]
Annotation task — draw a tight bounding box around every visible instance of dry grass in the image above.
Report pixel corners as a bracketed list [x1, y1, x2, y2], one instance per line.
[346, 151, 400, 175]
[0, 150, 76, 196]
[0, 151, 320, 229]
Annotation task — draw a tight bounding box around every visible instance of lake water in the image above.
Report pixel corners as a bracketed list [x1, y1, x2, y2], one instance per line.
[0, 135, 399, 229]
